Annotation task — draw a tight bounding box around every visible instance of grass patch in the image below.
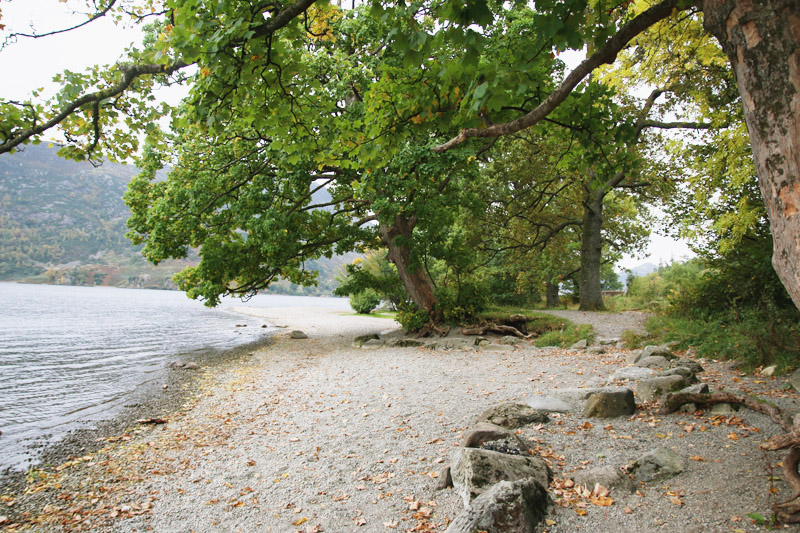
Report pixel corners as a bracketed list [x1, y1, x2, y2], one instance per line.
[534, 323, 594, 348]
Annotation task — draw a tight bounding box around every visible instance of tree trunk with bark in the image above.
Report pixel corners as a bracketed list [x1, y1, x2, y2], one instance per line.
[579, 193, 606, 311]
[379, 216, 439, 320]
[545, 280, 561, 308]
[701, 0, 800, 309]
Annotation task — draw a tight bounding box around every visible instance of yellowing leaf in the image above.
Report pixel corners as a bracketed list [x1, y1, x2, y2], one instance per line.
[575, 508, 587, 516]
[292, 517, 308, 526]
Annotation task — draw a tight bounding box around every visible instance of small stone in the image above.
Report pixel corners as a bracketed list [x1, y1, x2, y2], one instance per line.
[584, 389, 636, 418]
[353, 333, 379, 347]
[290, 330, 308, 339]
[572, 465, 635, 493]
[569, 339, 588, 350]
[525, 396, 575, 413]
[500, 335, 521, 346]
[629, 448, 684, 482]
[711, 403, 740, 415]
[461, 422, 530, 455]
[183, 362, 201, 370]
[587, 346, 607, 355]
[611, 367, 656, 382]
[162, 384, 168, 389]
[641, 345, 677, 361]
[360, 339, 385, 349]
[436, 466, 453, 490]
[636, 355, 671, 370]
[636, 375, 689, 402]
[761, 365, 777, 377]
[670, 357, 704, 374]
[476, 402, 548, 429]
[679, 383, 710, 395]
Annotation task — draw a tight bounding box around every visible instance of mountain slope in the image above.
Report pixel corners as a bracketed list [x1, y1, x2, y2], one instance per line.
[0, 145, 354, 294]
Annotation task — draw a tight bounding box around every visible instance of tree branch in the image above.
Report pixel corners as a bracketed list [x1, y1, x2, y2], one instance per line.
[432, 0, 682, 153]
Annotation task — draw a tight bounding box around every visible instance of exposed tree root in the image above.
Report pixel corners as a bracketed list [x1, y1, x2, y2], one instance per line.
[461, 323, 530, 338]
[659, 390, 800, 522]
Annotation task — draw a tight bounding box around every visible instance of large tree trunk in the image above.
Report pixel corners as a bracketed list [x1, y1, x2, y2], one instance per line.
[701, 0, 800, 309]
[579, 194, 606, 311]
[379, 216, 439, 319]
[545, 280, 561, 308]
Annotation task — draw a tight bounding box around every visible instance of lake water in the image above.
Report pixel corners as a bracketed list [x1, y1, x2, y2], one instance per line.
[0, 282, 349, 470]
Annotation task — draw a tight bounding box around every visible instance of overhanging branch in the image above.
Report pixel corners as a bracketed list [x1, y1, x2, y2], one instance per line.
[432, 0, 682, 153]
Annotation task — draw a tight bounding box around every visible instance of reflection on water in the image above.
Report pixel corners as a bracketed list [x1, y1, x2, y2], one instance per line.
[0, 282, 348, 469]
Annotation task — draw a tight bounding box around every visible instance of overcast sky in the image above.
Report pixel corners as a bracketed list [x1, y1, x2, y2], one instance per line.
[0, 1, 695, 270]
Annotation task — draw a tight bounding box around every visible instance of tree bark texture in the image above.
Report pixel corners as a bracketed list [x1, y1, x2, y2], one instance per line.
[701, 0, 800, 309]
[545, 280, 561, 308]
[579, 194, 606, 311]
[379, 216, 439, 318]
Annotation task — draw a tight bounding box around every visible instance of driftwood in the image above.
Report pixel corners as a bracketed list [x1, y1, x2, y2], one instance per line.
[659, 391, 800, 522]
[461, 323, 530, 338]
[137, 417, 168, 425]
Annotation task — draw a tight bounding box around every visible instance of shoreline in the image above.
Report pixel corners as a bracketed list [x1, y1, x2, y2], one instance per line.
[0, 332, 276, 500]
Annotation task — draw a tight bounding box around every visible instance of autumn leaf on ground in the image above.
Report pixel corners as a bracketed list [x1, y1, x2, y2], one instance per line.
[690, 455, 705, 461]
[575, 508, 588, 516]
[292, 517, 308, 526]
[728, 432, 740, 440]
[384, 520, 399, 529]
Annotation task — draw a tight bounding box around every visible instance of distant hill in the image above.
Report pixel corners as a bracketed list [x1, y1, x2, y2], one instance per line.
[616, 262, 660, 287]
[0, 144, 355, 295]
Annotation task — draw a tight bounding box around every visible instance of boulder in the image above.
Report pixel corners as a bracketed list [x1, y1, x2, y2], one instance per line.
[551, 387, 630, 405]
[680, 383, 710, 395]
[572, 465, 635, 494]
[670, 357, 705, 374]
[461, 422, 531, 456]
[635, 375, 688, 402]
[569, 339, 588, 350]
[636, 355, 671, 370]
[290, 330, 308, 339]
[500, 335, 522, 346]
[525, 396, 575, 413]
[583, 389, 636, 418]
[353, 333, 379, 347]
[476, 402, 548, 429]
[629, 448, 684, 482]
[611, 367, 656, 382]
[659, 367, 695, 379]
[641, 345, 677, 361]
[450, 448, 552, 507]
[445, 479, 548, 533]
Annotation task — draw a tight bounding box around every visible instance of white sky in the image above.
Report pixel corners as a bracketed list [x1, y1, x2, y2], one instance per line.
[0, 1, 696, 270]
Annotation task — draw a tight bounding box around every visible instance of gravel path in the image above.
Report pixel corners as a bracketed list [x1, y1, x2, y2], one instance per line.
[537, 309, 650, 339]
[7, 308, 800, 532]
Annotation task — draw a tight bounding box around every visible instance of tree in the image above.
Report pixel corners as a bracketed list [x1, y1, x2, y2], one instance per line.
[1, 0, 799, 314]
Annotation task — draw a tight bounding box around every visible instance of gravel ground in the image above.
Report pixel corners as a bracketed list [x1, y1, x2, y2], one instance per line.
[537, 309, 650, 339]
[4, 308, 800, 532]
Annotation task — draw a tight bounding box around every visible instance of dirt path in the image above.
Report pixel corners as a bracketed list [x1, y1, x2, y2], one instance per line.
[6, 308, 800, 533]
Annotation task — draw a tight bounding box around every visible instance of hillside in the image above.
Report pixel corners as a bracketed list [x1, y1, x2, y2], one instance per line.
[0, 145, 355, 295]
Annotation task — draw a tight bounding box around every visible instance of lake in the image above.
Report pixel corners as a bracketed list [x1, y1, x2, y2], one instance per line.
[0, 282, 349, 470]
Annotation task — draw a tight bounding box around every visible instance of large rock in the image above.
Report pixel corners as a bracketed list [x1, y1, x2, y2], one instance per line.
[636, 355, 671, 370]
[629, 448, 684, 482]
[445, 479, 548, 533]
[290, 330, 308, 339]
[551, 387, 630, 405]
[572, 465, 635, 494]
[584, 389, 636, 418]
[636, 375, 689, 402]
[611, 367, 656, 382]
[476, 402, 548, 429]
[461, 422, 531, 456]
[500, 335, 522, 346]
[641, 345, 677, 361]
[450, 448, 552, 507]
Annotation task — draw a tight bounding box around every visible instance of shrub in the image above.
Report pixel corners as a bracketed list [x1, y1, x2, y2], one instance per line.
[396, 305, 429, 332]
[349, 289, 381, 314]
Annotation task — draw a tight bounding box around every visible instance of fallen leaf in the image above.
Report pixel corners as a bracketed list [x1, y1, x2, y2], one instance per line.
[292, 517, 308, 526]
[689, 456, 705, 462]
[728, 432, 740, 440]
[575, 508, 587, 516]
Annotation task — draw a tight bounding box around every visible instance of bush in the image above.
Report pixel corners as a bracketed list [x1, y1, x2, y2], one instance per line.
[396, 305, 429, 332]
[349, 289, 381, 314]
